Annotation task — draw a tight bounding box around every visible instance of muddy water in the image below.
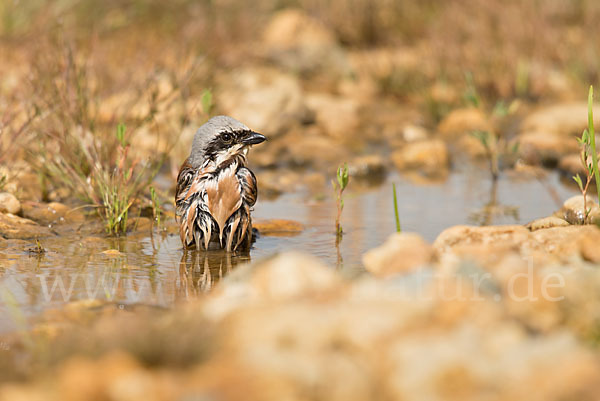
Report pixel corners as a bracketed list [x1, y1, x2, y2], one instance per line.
[0, 166, 579, 332]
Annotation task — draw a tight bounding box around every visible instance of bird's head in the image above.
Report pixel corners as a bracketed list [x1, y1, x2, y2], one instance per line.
[188, 115, 267, 168]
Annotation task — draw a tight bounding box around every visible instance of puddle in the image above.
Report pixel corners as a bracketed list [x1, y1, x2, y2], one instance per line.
[0, 166, 579, 331]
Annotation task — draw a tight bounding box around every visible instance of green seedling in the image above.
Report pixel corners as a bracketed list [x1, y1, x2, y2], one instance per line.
[150, 186, 162, 227]
[393, 182, 401, 233]
[573, 85, 600, 222]
[332, 163, 349, 239]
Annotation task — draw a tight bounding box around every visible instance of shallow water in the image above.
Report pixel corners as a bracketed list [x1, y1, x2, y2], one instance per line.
[0, 166, 579, 331]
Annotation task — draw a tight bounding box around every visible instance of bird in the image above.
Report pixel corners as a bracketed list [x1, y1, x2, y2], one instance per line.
[175, 116, 266, 252]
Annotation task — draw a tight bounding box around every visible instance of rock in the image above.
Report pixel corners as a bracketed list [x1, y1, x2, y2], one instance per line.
[206, 252, 340, 316]
[558, 153, 586, 176]
[561, 195, 599, 225]
[216, 67, 309, 137]
[347, 154, 387, 182]
[438, 108, 492, 140]
[286, 128, 351, 168]
[391, 139, 449, 176]
[530, 225, 600, 263]
[21, 201, 84, 225]
[526, 216, 570, 231]
[261, 9, 350, 75]
[0, 192, 20, 214]
[518, 131, 579, 166]
[101, 249, 124, 257]
[305, 93, 361, 139]
[126, 217, 153, 232]
[0, 212, 53, 239]
[363, 233, 434, 277]
[402, 124, 429, 142]
[254, 219, 304, 236]
[434, 225, 531, 256]
[520, 102, 600, 136]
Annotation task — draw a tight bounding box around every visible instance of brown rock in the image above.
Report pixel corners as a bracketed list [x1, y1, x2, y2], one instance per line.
[526, 216, 570, 231]
[362, 233, 434, 277]
[254, 219, 304, 236]
[0, 213, 53, 239]
[434, 225, 531, 255]
[305, 93, 360, 139]
[560, 195, 599, 225]
[438, 108, 492, 140]
[391, 139, 449, 176]
[216, 67, 309, 137]
[0, 192, 20, 214]
[521, 102, 600, 136]
[262, 8, 349, 75]
[558, 153, 586, 176]
[347, 154, 387, 182]
[518, 131, 579, 165]
[21, 201, 84, 225]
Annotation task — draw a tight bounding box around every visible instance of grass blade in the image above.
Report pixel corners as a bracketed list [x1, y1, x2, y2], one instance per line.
[588, 86, 600, 204]
[393, 183, 401, 233]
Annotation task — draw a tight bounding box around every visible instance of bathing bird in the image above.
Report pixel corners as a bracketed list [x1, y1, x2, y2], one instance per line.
[175, 116, 266, 251]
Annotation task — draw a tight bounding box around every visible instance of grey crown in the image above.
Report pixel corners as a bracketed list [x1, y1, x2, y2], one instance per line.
[189, 115, 250, 168]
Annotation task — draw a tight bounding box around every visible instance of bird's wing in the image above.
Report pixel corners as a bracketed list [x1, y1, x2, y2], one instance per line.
[175, 161, 196, 207]
[237, 167, 258, 207]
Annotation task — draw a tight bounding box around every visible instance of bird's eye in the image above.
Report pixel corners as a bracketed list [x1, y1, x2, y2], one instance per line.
[221, 133, 232, 143]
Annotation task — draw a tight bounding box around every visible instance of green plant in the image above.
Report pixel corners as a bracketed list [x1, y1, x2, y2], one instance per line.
[150, 186, 162, 227]
[470, 100, 520, 181]
[332, 163, 349, 238]
[393, 183, 401, 233]
[0, 173, 6, 191]
[572, 85, 600, 221]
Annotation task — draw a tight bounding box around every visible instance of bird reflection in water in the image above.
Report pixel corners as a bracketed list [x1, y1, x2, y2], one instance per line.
[177, 249, 251, 297]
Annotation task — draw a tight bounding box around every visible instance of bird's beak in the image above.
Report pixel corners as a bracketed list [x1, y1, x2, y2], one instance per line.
[241, 131, 267, 145]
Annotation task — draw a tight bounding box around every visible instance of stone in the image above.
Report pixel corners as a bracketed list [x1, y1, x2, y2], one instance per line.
[347, 154, 387, 182]
[402, 124, 429, 142]
[434, 225, 531, 255]
[561, 195, 599, 225]
[517, 131, 579, 166]
[261, 8, 350, 75]
[0, 192, 20, 214]
[216, 67, 309, 138]
[391, 139, 449, 176]
[305, 93, 361, 139]
[558, 153, 586, 176]
[0, 213, 53, 239]
[362, 233, 434, 277]
[21, 201, 84, 225]
[520, 102, 600, 136]
[526, 216, 570, 231]
[253, 219, 304, 236]
[438, 108, 492, 140]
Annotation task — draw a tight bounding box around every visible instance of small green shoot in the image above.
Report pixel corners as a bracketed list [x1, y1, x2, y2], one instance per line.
[463, 71, 480, 108]
[587, 86, 600, 204]
[150, 186, 162, 227]
[572, 86, 600, 222]
[0, 173, 6, 191]
[471, 130, 499, 181]
[393, 183, 401, 233]
[332, 163, 349, 239]
[116, 122, 127, 147]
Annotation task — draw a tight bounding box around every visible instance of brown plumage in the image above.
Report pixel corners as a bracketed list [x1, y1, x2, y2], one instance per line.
[175, 116, 265, 252]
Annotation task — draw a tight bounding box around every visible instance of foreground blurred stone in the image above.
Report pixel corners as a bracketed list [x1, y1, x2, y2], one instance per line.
[363, 232, 433, 277]
[4, 248, 600, 401]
